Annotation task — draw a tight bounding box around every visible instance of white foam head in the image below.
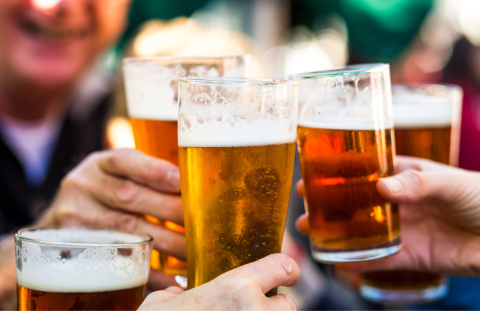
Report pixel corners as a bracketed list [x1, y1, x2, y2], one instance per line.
[123, 56, 250, 121]
[391, 84, 462, 129]
[16, 228, 151, 293]
[178, 78, 298, 147]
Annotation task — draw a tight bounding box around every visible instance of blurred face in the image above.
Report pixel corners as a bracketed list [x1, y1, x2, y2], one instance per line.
[0, 0, 130, 89]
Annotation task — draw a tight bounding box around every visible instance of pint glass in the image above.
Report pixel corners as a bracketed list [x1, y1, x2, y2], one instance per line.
[16, 227, 152, 311]
[123, 55, 250, 283]
[178, 77, 298, 296]
[361, 83, 463, 303]
[289, 64, 401, 263]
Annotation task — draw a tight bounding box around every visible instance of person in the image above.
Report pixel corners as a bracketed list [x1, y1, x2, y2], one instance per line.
[296, 155, 480, 276]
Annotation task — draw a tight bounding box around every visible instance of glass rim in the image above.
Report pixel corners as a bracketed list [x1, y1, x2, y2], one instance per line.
[180, 77, 298, 87]
[123, 54, 251, 65]
[288, 63, 388, 80]
[15, 226, 153, 247]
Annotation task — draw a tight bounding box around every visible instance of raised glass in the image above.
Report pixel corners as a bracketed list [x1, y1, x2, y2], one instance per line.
[178, 77, 298, 296]
[289, 64, 401, 263]
[123, 55, 250, 285]
[360, 83, 463, 303]
[16, 226, 152, 311]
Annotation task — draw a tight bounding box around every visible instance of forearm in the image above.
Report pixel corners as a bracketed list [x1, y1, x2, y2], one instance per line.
[0, 235, 17, 310]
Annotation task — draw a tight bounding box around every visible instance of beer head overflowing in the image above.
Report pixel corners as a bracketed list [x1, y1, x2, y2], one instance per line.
[123, 55, 251, 121]
[289, 64, 394, 130]
[15, 227, 152, 293]
[178, 78, 298, 147]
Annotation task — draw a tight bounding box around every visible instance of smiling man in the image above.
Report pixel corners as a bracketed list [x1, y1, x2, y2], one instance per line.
[0, 0, 131, 231]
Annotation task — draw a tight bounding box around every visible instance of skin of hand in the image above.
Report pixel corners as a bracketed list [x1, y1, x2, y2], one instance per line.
[138, 254, 300, 311]
[37, 148, 185, 289]
[296, 156, 480, 277]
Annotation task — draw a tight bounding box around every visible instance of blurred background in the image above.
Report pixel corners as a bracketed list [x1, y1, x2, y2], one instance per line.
[6, 0, 480, 310]
[103, 0, 480, 310]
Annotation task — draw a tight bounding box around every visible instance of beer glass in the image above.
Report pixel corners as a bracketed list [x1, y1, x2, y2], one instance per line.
[360, 83, 463, 303]
[16, 226, 152, 311]
[178, 77, 298, 296]
[123, 55, 250, 284]
[289, 64, 401, 263]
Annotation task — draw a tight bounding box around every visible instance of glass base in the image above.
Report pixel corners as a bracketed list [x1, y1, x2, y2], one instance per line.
[175, 275, 188, 289]
[360, 281, 448, 303]
[311, 237, 401, 263]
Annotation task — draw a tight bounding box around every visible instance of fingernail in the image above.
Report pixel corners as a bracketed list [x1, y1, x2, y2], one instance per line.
[382, 178, 404, 193]
[166, 170, 181, 191]
[278, 255, 294, 274]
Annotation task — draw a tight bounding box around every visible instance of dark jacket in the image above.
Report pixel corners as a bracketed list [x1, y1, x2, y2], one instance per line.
[0, 93, 111, 234]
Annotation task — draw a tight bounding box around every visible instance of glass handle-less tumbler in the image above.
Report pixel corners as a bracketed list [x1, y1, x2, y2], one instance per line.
[123, 55, 251, 286]
[16, 226, 152, 311]
[178, 77, 298, 296]
[289, 63, 401, 263]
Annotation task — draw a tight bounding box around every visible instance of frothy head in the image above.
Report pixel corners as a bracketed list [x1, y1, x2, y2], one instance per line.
[123, 55, 250, 121]
[178, 77, 298, 147]
[16, 228, 151, 293]
[392, 84, 462, 129]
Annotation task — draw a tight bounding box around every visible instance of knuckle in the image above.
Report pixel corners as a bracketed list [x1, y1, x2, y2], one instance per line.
[277, 294, 297, 310]
[116, 214, 139, 232]
[108, 148, 133, 170]
[115, 179, 140, 205]
[402, 170, 425, 199]
[271, 254, 294, 277]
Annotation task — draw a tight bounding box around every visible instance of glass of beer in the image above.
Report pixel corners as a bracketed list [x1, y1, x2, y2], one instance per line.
[178, 77, 298, 296]
[16, 226, 152, 311]
[360, 83, 463, 303]
[122, 55, 250, 285]
[289, 63, 401, 263]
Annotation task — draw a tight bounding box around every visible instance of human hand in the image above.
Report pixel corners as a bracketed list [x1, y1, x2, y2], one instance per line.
[296, 156, 480, 277]
[138, 254, 300, 311]
[37, 148, 184, 289]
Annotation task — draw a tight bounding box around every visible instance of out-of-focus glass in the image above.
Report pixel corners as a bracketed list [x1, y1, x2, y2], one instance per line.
[122, 55, 250, 285]
[16, 226, 152, 311]
[289, 64, 401, 263]
[360, 83, 463, 303]
[178, 77, 298, 296]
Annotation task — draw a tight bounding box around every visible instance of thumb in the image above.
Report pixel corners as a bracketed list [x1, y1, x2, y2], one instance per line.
[378, 168, 480, 233]
[378, 169, 462, 204]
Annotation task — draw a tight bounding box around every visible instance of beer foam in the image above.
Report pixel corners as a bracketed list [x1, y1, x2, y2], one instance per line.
[16, 229, 150, 293]
[178, 117, 297, 147]
[124, 62, 182, 121]
[392, 100, 453, 129]
[297, 119, 393, 130]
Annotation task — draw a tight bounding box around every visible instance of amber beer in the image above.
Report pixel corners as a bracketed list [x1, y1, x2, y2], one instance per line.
[15, 227, 152, 311]
[178, 77, 298, 296]
[129, 117, 187, 277]
[297, 123, 400, 258]
[179, 143, 295, 293]
[17, 285, 145, 311]
[361, 84, 462, 303]
[123, 56, 250, 279]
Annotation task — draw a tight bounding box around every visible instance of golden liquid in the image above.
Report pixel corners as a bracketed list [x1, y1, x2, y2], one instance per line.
[17, 284, 146, 311]
[130, 118, 187, 276]
[297, 127, 400, 250]
[395, 126, 452, 164]
[362, 125, 453, 293]
[179, 143, 296, 295]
